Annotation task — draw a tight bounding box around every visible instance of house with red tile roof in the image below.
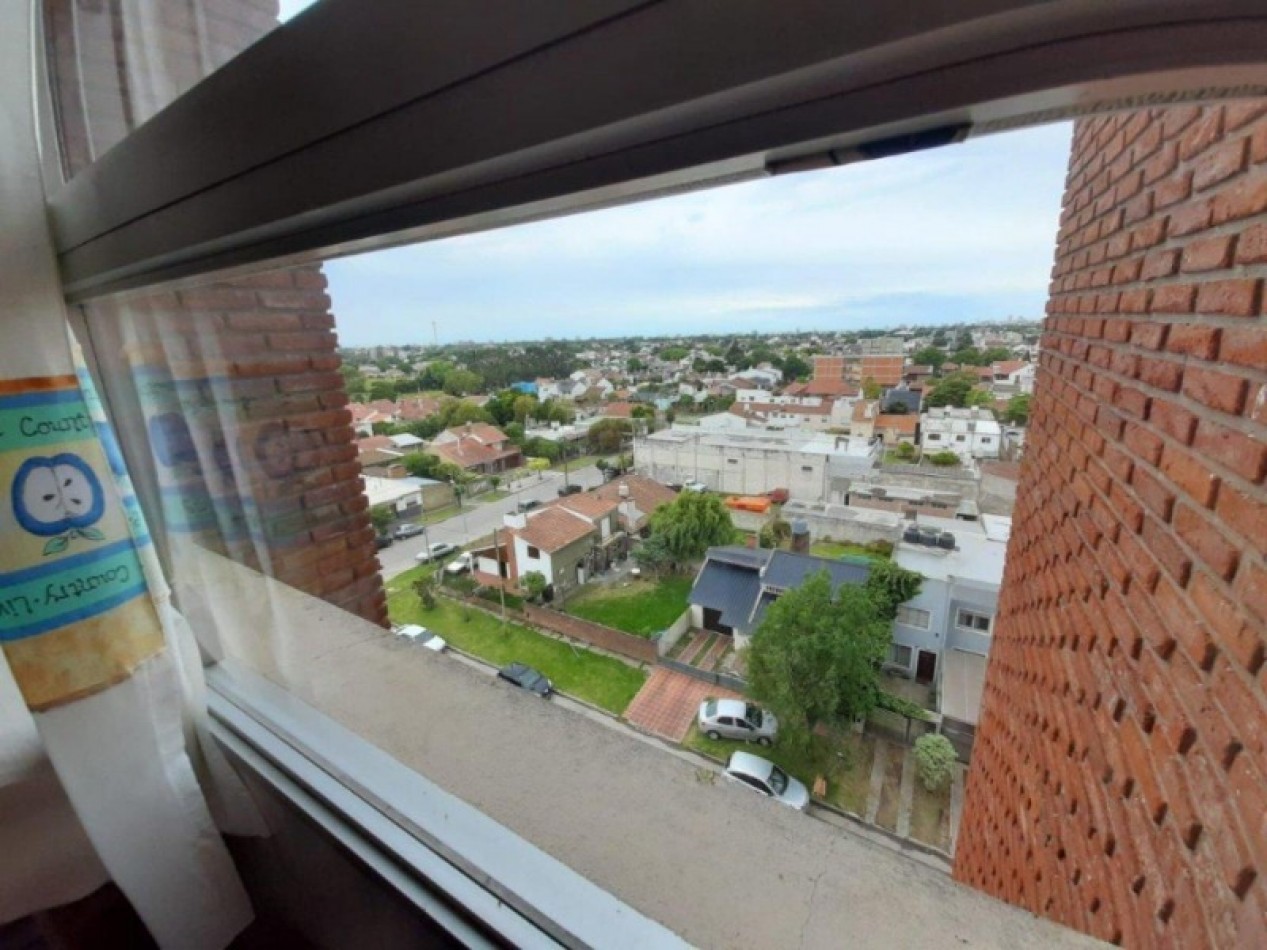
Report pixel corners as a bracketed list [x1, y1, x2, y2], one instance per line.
[588, 474, 678, 533]
[429, 423, 523, 474]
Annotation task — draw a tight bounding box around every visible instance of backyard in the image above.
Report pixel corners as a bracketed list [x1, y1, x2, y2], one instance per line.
[387, 575, 647, 714]
[684, 723, 876, 816]
[565, 575, 694, 637]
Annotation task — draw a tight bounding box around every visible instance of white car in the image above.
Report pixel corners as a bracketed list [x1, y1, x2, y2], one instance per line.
[393, 624, 447, 652]
[723, 751, 810, 811]
[415, 541, 458, 563]
[445, 552, 473, 575]
[682, 480, 708, 493]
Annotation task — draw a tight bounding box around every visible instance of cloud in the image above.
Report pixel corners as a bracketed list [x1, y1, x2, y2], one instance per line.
[325, 122, 1072, 344]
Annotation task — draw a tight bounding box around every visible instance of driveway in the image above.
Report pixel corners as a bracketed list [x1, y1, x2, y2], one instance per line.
[624, 667, 742, 742]
[377, 465, 604, 580]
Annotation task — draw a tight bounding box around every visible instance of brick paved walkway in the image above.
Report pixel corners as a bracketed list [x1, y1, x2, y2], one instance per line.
[623, 667, 742, 742]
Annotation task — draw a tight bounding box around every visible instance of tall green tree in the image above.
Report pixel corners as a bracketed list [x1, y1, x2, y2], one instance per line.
[1003, 393, 1032, 425]
[911, 346, 946, 370]
[647, 492, 735, 564]
[588, 418, 633, 453]
[746, 572, 892, 750]
[442, 368, 483, 396]
[925, 372, 981, 408]
[864, 560, 924, 620]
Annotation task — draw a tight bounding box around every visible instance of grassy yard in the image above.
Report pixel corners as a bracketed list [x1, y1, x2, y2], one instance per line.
[874, 747, 905, 831]
[387, 585, 646, 715]
[684, 723, 875, 815]
[554, 454, 605, 472]
[565, 575, 693, 637]
[909, 778, 953, 851]
[809, 540, 890, 562]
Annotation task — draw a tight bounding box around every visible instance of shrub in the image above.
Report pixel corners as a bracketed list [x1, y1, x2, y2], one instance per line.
[894, 441, 916, 460]
[913, 734, 958, 792]
[928, 450, 961, 467]
[865, 539, 894, 557]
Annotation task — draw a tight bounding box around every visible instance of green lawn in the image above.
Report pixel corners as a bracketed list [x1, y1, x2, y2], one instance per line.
[565, 576, 693, 637]
[810, 540, 890, 562]
[684, 723, 875, 815]
[387, 586, 647, 715]
[474, 489, 510, 504]
[554, 454, 605, 472]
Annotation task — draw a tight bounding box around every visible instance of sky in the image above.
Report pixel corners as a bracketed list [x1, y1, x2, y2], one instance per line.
[323, 121, 1072, 347]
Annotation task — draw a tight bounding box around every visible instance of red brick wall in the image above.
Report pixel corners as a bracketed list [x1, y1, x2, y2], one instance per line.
[48, 1, 386, 626]
[521, 604, 659, 664]
[954, 103, 1267, 948]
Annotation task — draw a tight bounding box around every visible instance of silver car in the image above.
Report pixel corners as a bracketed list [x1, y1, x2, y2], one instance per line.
[698, 698, 778, 746]
[724, 751, 809, 811]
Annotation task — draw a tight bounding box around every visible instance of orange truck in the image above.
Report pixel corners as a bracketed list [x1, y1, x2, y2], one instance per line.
[725, 496, 773, 513]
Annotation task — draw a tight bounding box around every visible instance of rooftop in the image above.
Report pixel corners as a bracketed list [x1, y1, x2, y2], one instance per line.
[894, 515, 1012, 586]
[516, 507, 596, 552]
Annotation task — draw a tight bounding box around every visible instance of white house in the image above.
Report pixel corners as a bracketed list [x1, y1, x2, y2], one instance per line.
[919, 407, 1001, 460]
[888, 514, 1012, 757]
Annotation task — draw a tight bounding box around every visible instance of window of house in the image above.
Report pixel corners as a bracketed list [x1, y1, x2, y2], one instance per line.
[801, 465, 813, 472]
[927, 433, 940, 440]
[527, 545, 541, 559]
[957, 609, 993, 633]
[889, 644, 913, 667]
[956, 434, 966, 442]
[896, 605, 932, 629]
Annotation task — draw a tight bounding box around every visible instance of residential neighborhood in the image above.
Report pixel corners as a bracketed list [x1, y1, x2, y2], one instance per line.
[357, 322, 1033, 866]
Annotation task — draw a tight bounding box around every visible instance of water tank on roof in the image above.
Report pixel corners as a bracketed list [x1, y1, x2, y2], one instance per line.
[903, 526, 922, 544]
[918, 527, 940, 546]
[937, 532, 956, 550]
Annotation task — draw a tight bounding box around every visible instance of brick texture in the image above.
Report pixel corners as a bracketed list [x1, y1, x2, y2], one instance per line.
[48, 1, 386, 627]
[954, 104, 1267, 948]
[521, 604, 659, 664]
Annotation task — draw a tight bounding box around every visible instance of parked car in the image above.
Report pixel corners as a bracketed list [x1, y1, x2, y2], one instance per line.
[497, 662, 553, 698]
[557, 484, 582, 496]
[393, 522, 425, 540]
[682, 480, 708, 493]
[445, 552, 473, 575]
[698, 698, 778, 746]
[392, 624, 447, 652]
[723, 751, 809, 811]
[374, 532, 394, 549]
[517, 498, 542, 512]
[415, 541, 457, 562]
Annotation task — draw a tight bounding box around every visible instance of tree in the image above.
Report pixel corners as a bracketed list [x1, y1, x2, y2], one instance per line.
[924, 372, 978, 408]
[913, 734, 957, 791]
[512, 394, 537, 424]
[929, 450, 961, 466]
[758, 517, 791, 550]
[779, 353, 812, 381]
[647, 492, 735, 565]
[981, 346, 1013, 364]
[627, 357, 645, 373]
[862, 377, 883, 400]
[951, 346, 987, 366]
[367, 380, 398, 401]
[894, 441, 917, 461]
[864, 559, 923, 620]
[664, 408, 677, 425]
[370, 506, 393, 533]
[588, 418, 632, 453]
[1003, 393, 1032, 425]
[404, 453, 445, 479]
[658, 345, 689, 362]
[632, 534, 673, 576]
[746, 571, 892, 750]
[911, 346, 946, 371]
[413, 577, 437, 611]
[521, 571, 548, 603]
[965, 387, 995, 408]
[488, 475, 501, 492]
[442, 368, 483, 396]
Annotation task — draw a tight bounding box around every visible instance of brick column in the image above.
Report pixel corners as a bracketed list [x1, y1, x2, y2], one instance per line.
[954, 104, 1267, 948]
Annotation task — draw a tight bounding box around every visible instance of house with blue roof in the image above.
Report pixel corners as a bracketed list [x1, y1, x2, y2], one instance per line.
[687, 545, 872, 649]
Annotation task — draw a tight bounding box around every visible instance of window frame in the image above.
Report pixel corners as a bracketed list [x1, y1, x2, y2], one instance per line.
[896, 605, 932, 630]
[956, 608, 993, 633]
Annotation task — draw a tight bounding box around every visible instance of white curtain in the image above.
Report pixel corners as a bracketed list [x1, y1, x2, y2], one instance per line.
[0, 2, 255, 946]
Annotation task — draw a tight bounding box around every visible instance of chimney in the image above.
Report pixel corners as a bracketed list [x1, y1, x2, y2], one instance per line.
[618, 482, 629, 498]
[790, 519, 810, 554]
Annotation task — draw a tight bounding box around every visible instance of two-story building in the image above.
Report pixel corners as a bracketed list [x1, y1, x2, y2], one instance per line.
[888, 514, 1011, 757]
[919, 406, 1002, 460]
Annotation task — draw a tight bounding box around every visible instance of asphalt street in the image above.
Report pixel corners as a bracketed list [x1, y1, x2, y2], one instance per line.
[376, 464, 604, 580]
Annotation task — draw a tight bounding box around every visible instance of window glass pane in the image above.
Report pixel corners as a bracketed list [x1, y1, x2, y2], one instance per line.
[44, 0, 297, 180]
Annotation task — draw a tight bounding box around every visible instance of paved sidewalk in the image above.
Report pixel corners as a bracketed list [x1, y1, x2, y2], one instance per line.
[624, 667, 741, 741]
